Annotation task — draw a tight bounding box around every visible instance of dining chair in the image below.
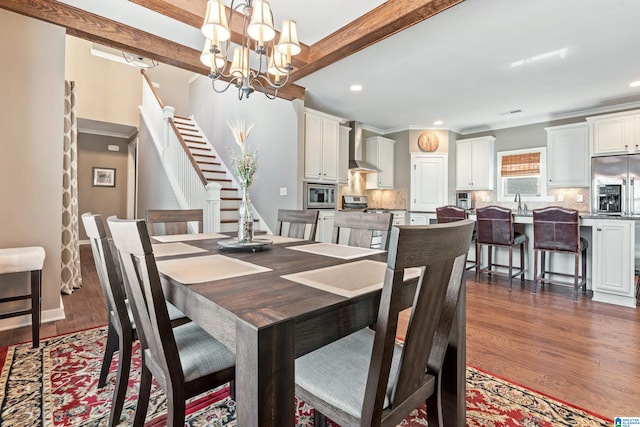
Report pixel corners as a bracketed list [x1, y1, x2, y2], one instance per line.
[475, 205, 527, 289]
[532, 206, 588, 301]
[146, 208, 203, 236]
[436, 205, 476, 270]
[276, 209, 319, 240]
[331, 210, 393, 250]
[106, 216, 235, 427]
[295, 220, 475, 427]
[81, 213, 189, 427]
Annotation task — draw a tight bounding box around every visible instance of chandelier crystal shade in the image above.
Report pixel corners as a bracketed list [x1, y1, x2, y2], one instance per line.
[200, 0, 301, 100]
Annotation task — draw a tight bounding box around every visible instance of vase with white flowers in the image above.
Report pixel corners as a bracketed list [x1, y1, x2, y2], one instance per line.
[227, 120, 259, 243]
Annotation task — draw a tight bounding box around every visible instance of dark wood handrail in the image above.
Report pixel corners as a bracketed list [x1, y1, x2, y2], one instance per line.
[140, 69, 164, 109]
[140, 70, 208, 187]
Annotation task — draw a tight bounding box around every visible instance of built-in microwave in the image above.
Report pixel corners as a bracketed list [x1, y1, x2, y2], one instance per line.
[304, 182, 337, 209]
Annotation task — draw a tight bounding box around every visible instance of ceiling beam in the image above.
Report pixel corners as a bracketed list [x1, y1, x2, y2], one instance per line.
[290, 0, 465, 82]
[0, 0, 305, 101]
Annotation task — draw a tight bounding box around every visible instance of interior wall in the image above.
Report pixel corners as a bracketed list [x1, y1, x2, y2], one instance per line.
[0, 9, 65, 317]
[77, 133, 130, 239]
[189, 76, 300, 232]
[146, 66, 193, 117]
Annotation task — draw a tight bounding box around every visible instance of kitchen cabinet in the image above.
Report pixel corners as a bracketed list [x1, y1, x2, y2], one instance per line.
[338, 124, 350, 184]
[546, 123, 589, 187]
[456, 136, 495, 190]
[587, 109, 640, 156]
[315, 210, 335, 243]
[304, 109, 341, 182]
[411, 154, 448, 212]
[409, 212, 436, 225]
[391, 210, 406, 226]
[365, 136, 395, 189]
[591, 219, 636, 307]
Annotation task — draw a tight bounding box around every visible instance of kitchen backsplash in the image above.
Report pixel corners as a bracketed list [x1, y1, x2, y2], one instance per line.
[473, 188, 591, 212]
[338, 173, 407, 210]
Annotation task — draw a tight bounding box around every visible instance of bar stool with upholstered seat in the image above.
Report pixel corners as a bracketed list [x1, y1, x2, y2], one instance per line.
[0, 246, 45, 348]
[436, 205, 476, 270]
[475, 206, 526, 289]
[532, 206, 588, 301]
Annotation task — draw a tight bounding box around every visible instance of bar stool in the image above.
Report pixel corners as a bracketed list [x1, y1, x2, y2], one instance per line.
[475, 206, 526, 289]
[436, 205, 476, 270]
[532, 207, 587, 301]
[0, 246, 45, 348]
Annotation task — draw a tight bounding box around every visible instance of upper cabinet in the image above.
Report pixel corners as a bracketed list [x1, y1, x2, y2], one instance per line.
[546, 123, 589, 187]
[338, 125, 350, 185]
[587, 109, 640, 156]
[304, 109, 342, 182]
[365, 136, 395, 189]
[455, 136, 495, 191]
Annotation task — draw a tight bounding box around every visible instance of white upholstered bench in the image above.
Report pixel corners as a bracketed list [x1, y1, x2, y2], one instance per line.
[0, 246, 45, 348]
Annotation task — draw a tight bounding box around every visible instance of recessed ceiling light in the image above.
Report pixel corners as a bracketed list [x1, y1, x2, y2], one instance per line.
[630, 81, 640, 87]
[433, 120, 443, 126]
[350, 84, 363, 92]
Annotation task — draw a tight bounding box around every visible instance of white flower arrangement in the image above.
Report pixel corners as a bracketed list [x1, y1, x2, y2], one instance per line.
[227, 120, 259, 188]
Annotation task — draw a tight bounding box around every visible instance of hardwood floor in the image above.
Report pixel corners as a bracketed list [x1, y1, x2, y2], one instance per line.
[1, 245, 638, 420]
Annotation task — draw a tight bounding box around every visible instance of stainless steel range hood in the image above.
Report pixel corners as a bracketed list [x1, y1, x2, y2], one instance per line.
[348, 121, 379, 172]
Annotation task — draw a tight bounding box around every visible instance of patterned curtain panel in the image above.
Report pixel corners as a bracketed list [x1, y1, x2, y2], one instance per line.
[61, 80, 82, 295]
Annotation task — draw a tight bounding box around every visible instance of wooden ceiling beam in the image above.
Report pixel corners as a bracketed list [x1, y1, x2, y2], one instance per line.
[0, 0, 304, 100]
[290, 0, 464, 82]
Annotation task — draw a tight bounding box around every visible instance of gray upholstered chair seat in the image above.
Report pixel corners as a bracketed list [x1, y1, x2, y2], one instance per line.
[295, 328, 404, 419]
[124, 300, 185, 329]
[513, 231, 526, 246]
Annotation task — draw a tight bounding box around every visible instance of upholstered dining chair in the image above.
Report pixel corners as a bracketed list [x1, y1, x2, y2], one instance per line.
[295, 220, 475, 427]
[436, 205, 476, 270]
[107, 216, 236, 427]
[532, 206, 588, 301]
[331, 211, 393, 250]
[276, 209, 319, 240]
[475, 206, 527, 289]
[81, 213, 189, 427]
[146, 208, 203, 236]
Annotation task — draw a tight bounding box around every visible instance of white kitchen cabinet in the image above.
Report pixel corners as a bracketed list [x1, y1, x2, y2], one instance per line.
[391, 210, 406, 226]
[455, 136, 495, 190]
[591, 219, 636, 307]
[411, 154, 448, 212]
[587, 109, 640, 156]
[365, 136, 395, 189]
[315, 210, 335, 243]
[546, 123, 589, 187]
[304, 109, 341, 182]
[409, 212, 436, 225]
[338, 124, 350, 185]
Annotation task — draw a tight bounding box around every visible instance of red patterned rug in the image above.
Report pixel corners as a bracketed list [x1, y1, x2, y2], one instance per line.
[0, 327, 611, 426]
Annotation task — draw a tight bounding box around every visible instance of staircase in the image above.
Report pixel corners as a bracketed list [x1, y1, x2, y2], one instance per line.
[171, 116, 254, 233]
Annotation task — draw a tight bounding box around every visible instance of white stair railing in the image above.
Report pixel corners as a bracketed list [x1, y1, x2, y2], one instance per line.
[139, 74, 221, 232]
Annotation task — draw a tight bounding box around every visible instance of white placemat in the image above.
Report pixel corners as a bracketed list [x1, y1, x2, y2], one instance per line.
[157, 254, 272, 284]
[151, 242, 207, 258]
[152, 233, 228, 243]
[281, 260, 421, 297]
[263, 235, 305, 245]
[286, 242, 385, 259]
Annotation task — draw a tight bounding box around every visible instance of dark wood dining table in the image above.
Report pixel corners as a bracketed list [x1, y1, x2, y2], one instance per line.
[156, 236, 466, 427]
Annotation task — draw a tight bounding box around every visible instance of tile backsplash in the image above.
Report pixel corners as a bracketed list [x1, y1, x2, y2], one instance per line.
[338, 172, 407, 210]
[473, 188, 591, 212]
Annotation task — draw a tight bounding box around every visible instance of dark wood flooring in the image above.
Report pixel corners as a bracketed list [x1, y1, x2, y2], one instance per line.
[1, 245, 638, 420]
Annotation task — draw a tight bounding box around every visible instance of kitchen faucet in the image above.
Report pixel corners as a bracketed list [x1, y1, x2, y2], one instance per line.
[514, 193, 528, 214]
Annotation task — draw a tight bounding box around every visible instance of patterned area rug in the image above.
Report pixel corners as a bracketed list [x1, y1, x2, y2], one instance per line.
[0, 327, 611, 426]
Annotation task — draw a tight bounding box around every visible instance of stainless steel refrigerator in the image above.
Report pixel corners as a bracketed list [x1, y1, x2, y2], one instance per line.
[592, 154, 640, 215]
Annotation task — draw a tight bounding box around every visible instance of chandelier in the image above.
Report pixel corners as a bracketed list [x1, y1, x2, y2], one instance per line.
[200, 0, 301, 100]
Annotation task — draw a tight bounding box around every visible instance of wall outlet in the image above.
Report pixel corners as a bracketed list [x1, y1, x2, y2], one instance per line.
[557, 194, 564, 202]
[481, 196, 487, 202]
[279, 187, 287, 196]
[577, 194, 583, 202]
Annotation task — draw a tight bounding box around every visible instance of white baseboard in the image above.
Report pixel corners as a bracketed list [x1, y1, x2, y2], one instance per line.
[0, 296, 66, 332]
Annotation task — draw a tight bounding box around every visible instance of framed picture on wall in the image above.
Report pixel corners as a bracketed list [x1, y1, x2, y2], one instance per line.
[92, 167, 116, 187]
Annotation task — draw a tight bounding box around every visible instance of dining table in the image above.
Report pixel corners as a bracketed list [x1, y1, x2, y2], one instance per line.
[152, 233, 466, 427]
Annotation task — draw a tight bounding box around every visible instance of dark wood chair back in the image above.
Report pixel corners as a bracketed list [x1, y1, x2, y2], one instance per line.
[436, 205, 467, 223]
[532, 206, 580, 253]
[276, 209, 319, 240]
[331, 211, 393, 250]
[475, 205, 515, 246]
[146, 208, 203, 236]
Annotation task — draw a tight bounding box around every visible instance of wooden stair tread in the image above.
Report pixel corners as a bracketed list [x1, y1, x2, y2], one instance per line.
[193, 154, 217, 159]
[207, 178, 232, 183]
[222, 197, 241, 201]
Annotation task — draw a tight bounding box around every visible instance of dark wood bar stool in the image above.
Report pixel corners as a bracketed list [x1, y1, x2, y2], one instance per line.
[436, 205, 476, 269]
[532, 207, 588, 301]
[475, 206, 526, 289]
[0, 246, 45, 348]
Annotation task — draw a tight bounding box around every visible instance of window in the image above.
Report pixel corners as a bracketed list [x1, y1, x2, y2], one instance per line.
[497, 148, 549, 202]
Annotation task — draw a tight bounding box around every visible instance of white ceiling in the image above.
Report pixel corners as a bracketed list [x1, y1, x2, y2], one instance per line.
[61, 0, 640, 134]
